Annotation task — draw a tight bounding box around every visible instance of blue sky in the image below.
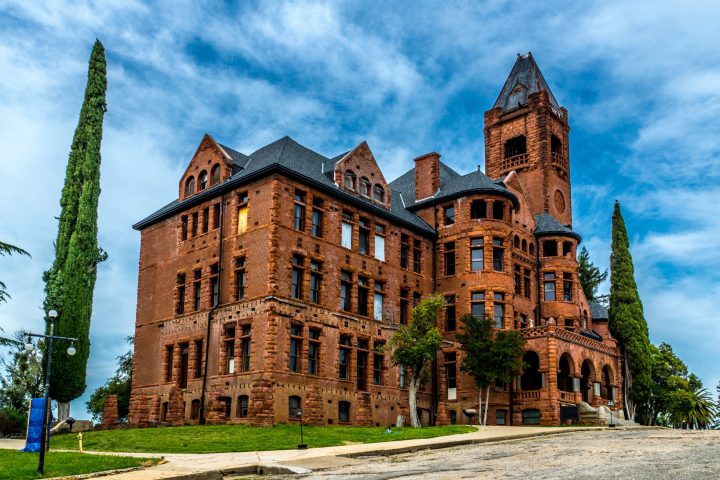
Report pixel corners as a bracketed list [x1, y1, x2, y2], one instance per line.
[0, 1, 718, 418]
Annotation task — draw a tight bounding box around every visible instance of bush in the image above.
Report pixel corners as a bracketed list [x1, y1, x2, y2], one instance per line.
[0, 407, 26, 437]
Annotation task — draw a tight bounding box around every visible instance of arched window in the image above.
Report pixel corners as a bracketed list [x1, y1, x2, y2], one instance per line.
[359, 177, 371, 197]
[529, 242, 535, 255]
[199, 170, 208, 191]
[344, 170, 356, 190]
[289, 395, 301, 419]
[521, 239, 527, 252]
[514, 235, 520, 248]
[185, 176, 195, 197]
[557, 353, 574, 392]
[338, 401, 351, 423]
[210, 164, 221, 186]
[190, 399, 200, 420]
[373, 185, 385, 203]
[237, 395, 249, 418]
[520, 351, 543, 391]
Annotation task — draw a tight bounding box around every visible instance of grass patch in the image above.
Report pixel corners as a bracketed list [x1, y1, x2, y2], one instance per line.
[0, 450, 156, 480]
[51, 424, 474, 454]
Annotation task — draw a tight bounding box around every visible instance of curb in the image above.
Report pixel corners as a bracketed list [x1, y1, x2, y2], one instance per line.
[153, 463, 311, 480]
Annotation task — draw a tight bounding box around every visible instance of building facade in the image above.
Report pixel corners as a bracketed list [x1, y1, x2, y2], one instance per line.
[128, 53, 622, 428]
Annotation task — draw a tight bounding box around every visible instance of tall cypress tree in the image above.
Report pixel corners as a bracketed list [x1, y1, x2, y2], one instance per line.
[43, 40, 107, 419]
[608, 201, 652, 421]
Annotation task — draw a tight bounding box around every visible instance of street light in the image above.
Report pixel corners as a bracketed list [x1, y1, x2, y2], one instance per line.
[25, 309, 79, 475]
[608, 400, 616, 428]
[297, 411, 307, 450]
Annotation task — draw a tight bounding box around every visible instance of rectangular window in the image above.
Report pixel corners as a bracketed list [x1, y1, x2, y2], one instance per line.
[213, 203, 220, 229]
[311, 198, 323, 237]
[524, 268, 531, 298]
[202, 207, 209, 234]
[235, 257, 246, 301]
[338, 401, 350, 423]
[291, 255, 304, 300]
[181, 215, 188, 240]
[493, 292, 505, 328]
[240, 325, 251, 372]
[400, 234, 410, 269]
[544, 272, 556, 301]
[194, 340, 203, 378]
[471, 199, 487, 219]
[492, 238, 504, 272]
[444, 241, 456, 276]
[356, 349, 368, 391]
[400, 288, 409, 325]
[193, 269, 201, 311]
[293, 190, 306, 231]
[309, 261, 321, 304]
[176, 273, 186, 315]
[471, 291, 485, 319]
[289, 324, 302, 373]
[373, 282, 384, 321]
[373, 341, 384, 385]
[471, 238, 484, 271]
[374, 224, 385, 261]
[225, 337, 235, 374]
[445, 295, 456, 331]
[413, 240, 421, 273]
[192, 211, 199, 237]
[444, 205, 455, 225]
[341, 212, 353, 249]
[492, 201, 504, 220]
[357, 276, 369, 316]
[563, 272, 573, 301]
[445, 352, 457, 389]
[237, 191, 248, 234]
[340, 271, 352, 312]
[308, 328, 320, 375]
[339, 335, 351, 380]
[359, 217, 370, 254]
[496, 409, 507, 425]
[209, 263, 219, 307]
[514, 265, 522, 295]
[164, 345, 173, 382]
[237, 396, 249, 418]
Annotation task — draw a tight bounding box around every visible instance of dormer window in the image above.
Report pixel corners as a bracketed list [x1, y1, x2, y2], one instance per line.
[185, 176, 195, 197]
[359, 177, 370, 197]
[210, 164, 221, 186]
[344, 170, 356, 190]
[199, 170, 208, 191]
[373, 185, 385, 203]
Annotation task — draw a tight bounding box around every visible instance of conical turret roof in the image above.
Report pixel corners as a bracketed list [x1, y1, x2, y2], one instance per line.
[493, 52, 560, 112]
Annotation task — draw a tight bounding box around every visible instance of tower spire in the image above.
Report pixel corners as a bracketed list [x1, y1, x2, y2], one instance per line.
[493, 52, 560, 113]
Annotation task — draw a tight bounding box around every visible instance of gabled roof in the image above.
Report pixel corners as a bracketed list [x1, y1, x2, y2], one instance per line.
[218, 143, 249, 168]
[389, 162, 518, 209]
[493, 52, 560, 112]
[133, 136, 434, 233]
[534, 213, 581, 240]
[589, 300, 609, 321]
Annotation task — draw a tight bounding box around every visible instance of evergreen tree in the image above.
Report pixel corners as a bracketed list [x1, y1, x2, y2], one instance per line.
[0, 241, 30, 304]
[0, 331, 44, 433]
[608, 201, 652, 421]
[388, 294, 443, 428]
[43, 40, 107, 419]
[577, 246, 607, 302]
[456, 314, 526, 426]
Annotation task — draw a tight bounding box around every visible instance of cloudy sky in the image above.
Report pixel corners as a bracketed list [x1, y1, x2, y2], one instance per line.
[1, 1, 718, 417]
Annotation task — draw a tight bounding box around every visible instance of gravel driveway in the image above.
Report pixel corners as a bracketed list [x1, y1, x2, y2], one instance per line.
[273, 428, 720, 480]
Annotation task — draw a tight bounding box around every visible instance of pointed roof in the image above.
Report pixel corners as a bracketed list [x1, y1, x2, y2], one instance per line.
[493, 52, 560, 112]
[534, 213, 581, 240]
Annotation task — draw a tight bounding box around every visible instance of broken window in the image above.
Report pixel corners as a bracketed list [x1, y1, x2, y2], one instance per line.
[470, 200, 487, 219]
[551, 134, 562, 154]
[504, 135, 527, 158]
[543, 240, 558, 257]
[492, 201, 504, 220]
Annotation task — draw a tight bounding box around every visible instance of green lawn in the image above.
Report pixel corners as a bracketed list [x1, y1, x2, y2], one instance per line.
[0, 450, 156, 480]
[50, 424, 474, 454]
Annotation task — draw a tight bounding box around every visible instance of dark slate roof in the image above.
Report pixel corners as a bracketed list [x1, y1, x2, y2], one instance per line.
[580, 329, 603, 341]
[133, 136, 434, 233]
[389, 162, 517, 209]
[218, 143, 249, 168]
[493, 52, 560, 112]
[534, 213, 581, 240]
[589, 300, 609, 321]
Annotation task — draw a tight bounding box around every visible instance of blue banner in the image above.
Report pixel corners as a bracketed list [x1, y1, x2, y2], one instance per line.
[23, 398, 50, 453]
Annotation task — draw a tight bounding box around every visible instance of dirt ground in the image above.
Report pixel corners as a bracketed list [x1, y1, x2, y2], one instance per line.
[266, 428, 720, 480]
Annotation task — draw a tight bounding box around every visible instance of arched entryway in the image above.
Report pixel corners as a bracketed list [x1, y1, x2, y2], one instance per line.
[521, 351, 543, 391]
[601, 365, 613, 400]
[557, 353, 574, 392]
[580, 359, 595, 403]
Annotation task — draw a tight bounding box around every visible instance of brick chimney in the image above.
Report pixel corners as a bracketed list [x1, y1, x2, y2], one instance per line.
[414, 152, 441, 201]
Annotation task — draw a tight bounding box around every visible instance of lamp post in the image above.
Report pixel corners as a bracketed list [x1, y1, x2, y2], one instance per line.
[608, 400, 616, 428]
[297, 411, 307, 449]
[25, 309, 78, 475]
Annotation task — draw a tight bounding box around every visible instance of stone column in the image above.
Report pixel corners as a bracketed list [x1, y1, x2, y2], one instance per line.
[101, 395, 119, 430]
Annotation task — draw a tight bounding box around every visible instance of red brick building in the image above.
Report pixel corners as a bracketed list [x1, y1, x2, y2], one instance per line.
[128, 53, 622, 427]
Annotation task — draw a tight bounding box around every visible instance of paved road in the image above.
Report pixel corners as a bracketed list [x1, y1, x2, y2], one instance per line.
[274, 429, 720, 480]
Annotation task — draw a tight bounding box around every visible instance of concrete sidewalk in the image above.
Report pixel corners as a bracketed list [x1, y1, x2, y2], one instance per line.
[71, 425, 609, 479]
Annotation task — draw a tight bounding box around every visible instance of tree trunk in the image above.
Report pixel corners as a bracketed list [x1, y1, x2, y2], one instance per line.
[483, 385, 490, 426]
[478, 388, 483, 426]
[57, 401, 70, 422]
[623, 351, 635, 421]
[408, 378, 420, 428]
